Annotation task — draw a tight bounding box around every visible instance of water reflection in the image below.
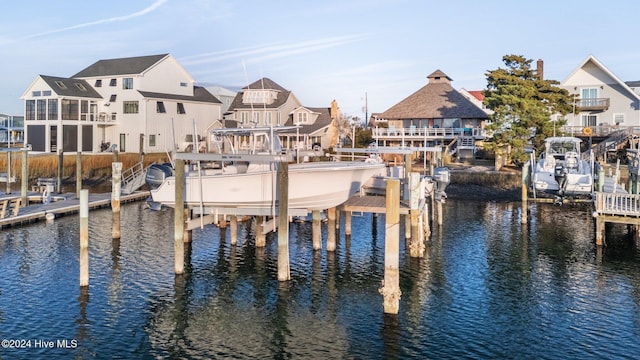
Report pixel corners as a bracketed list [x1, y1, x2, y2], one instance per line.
[0, 200, 639, 359]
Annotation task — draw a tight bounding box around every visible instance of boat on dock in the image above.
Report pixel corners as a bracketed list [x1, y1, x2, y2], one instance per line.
[532, 136, 594, 197]
[147, 127, 386, 214]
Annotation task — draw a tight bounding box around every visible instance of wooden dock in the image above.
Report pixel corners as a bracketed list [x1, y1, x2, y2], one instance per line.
[0, 191, 149, 228]
[341, 195, 411, 214]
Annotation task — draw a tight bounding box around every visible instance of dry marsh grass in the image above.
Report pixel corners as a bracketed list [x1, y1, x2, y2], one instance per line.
[0, 152, 169, 182]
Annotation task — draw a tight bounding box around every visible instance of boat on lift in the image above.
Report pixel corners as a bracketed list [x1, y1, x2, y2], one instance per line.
[146, 126, 386, 214]
[532, 136, 594, 197]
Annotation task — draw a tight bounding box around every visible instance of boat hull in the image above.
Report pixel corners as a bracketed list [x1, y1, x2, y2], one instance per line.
[150, 162, 386, 212]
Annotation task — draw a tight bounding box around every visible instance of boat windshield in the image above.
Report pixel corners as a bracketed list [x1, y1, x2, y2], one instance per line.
[548, 141, 579, 155]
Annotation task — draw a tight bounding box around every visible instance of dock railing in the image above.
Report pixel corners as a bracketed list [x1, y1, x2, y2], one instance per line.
[595, 192, 640, 217]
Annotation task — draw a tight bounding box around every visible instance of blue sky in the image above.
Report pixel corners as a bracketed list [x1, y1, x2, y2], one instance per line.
[1, 0, 639, 119]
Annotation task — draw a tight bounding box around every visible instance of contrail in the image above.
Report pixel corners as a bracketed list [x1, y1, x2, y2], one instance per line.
[23, 0, 168, 39]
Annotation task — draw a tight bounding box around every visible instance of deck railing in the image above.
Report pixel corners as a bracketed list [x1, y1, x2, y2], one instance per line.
[595, 192, 640, 217]
[372, 127, 485, 139]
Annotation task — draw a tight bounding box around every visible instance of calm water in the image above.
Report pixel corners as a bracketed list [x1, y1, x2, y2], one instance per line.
[1, 198, 639, 359]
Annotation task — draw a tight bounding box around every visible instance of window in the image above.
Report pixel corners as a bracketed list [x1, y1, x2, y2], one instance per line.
[95, 79, 102, 87]
[614, 113, 625, 125]
[61, 99, 79, 120]
[37, 99, 46, 120]
[32, 91, 41, 97]
[582, 115, 597, 127]
[149, 134, 156, 147]
[43, 90, 51, 96]
[180, 82, 188, 87]
[177, 102, 185, 114]
[123, 101, 139, 114]
[123, 78, 133, 90]
[109, 94, 117, 102]
[48, 99, 57, 120]
[252, 112, 260, 124]
[26, 100, 35, 120]
[265, 112, 272, 125]
[109, 79, 117, 86]
[55, 81, 67, 89]
[581, 88, 598, 107]
[80, 100, 89, 121]
[241, 112, 249, 124]
[156, 101, 166, 113]
[75, 83, 87, 91]
[296, 112, 308, 124]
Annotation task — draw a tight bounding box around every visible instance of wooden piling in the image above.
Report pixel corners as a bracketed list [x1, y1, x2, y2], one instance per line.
[345, 211, 352, 236]
[379, 179, 402, 314]
[79, 189, 89, 287]
[174, 159, 185, 275]
[277, 162, 290, 281]
[521, 162, 529, 224]
[111, 162, 122, 239]
[57, 150, 63, 194]
[409, 172, 423, 257]
[312, 210, 322, 250]
[437, 201, 443, 226]
[20, 149, 28, 205]
[423, 201, 431, 238]
[76, 152, 82, 198]
[327, 207, 337, 252]
[230, 215, 238, 245]
[5, 151, 10, 194]
[255, 216, 266, 247]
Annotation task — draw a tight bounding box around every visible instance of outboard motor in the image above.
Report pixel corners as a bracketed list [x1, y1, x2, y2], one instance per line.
[432, 167, 450, 201]
[145, 163, 174, 190]
[554, 165, 568, 194]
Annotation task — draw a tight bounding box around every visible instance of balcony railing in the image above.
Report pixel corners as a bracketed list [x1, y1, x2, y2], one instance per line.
[576, 98, 610, 111]
[372, 127, 486, 139]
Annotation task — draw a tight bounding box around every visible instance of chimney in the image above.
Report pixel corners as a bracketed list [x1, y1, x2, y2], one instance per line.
[537, 59, 544, 80]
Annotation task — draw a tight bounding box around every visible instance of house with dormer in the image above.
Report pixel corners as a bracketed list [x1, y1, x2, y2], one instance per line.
[373, 70, 488, 159]
[21, 54, 222, 153]
[559, 55, 640, 135]
[224, 78, 338, 151]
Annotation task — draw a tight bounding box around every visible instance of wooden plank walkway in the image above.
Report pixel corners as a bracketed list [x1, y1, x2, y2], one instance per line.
[341, 195, 411, 215]
[0, 191, 149, 228]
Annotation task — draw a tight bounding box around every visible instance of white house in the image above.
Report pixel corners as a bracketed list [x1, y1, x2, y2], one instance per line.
[21, 54, 222, 153]
[560, 55, 640, 131]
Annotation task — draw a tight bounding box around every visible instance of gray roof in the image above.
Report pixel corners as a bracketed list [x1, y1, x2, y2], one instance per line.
[138, 86, 222, 104]
[625, 81, 640, 88]
[283, 107, 332, 134]
[40, 75, 102, 99]
[380, 70, 488, 120]
[228, 77, 291, 110]
[72, 54, 168, 78]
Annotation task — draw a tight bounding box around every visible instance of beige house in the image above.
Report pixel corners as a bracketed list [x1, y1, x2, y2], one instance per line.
[559, 55, 640, 136]
[374, 70, 488, 159]
[225, 78, 338, 151]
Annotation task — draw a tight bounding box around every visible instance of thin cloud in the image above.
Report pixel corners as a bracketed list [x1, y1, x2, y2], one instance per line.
[23, 0, 168, 40]
[180, 34, 368, 66]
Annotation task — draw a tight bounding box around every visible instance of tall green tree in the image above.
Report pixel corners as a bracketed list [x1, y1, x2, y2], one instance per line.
[483, 55, 574, 164]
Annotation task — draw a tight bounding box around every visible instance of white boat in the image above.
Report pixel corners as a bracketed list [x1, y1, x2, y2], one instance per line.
[147, 127, 386, 214]
[532, 136, 594, 196]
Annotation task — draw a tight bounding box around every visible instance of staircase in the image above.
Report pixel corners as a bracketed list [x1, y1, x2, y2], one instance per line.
[585, 129, 631, 161]
[121, 161, 147, 195]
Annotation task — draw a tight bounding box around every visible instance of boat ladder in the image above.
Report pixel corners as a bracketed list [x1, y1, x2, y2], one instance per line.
[121, 161, 147, 194]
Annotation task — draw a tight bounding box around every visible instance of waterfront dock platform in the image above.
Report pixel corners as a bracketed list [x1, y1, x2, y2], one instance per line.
[0, 190, 149, 228]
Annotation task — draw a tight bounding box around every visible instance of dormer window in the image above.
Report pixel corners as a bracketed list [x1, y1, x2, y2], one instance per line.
[55, 81, 67, 89]
[242, 89, 277, 105]
[296, 112, 308, 124]
[75, 83, 87, 91]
